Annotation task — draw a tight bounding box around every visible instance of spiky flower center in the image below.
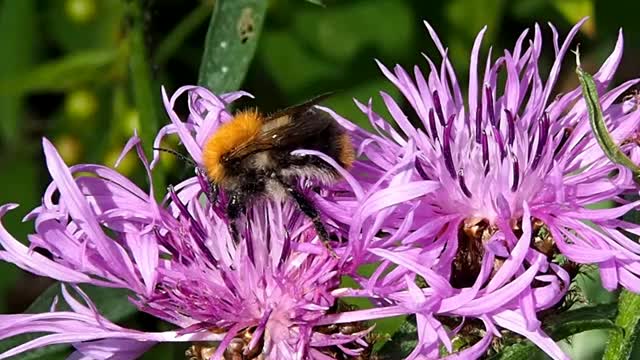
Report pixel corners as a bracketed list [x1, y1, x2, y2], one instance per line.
[417, 84, 564, 225]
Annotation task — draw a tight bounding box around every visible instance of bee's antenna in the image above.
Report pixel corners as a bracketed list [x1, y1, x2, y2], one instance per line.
[152, 147, 197, 168]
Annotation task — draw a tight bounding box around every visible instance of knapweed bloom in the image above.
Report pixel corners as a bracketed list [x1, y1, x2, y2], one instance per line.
[333, 19, 640, 359]
[0, 88, 378, 359]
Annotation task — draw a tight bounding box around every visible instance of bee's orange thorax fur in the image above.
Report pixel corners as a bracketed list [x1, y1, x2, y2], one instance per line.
[202, 109, 262, 183]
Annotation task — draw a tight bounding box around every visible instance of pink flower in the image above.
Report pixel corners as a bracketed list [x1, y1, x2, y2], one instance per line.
[0, 88, 377, 359]
[335, 19, 640, 359]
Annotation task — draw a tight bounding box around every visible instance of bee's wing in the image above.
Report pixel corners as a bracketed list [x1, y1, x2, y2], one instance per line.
[223, 107, 334, 162]
[264, 92, 334, 122]
[222, 139, 274, 162]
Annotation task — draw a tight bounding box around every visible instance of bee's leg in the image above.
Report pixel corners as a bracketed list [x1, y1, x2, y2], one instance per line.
[226, 192, 244, 244]
[277, 178, 337, 258]
[207, 182, 219, 206]
[202, 180, 219, 207]
[195, 167, 219, 206]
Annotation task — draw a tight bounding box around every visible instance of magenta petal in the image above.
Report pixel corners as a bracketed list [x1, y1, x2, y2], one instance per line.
[0, 204, 92, 283]
[370, 247, 453, 297]
[485, 204, 533, 292]
[68, 339, 154, 360]
[442, 321, 493, 359]
[160, 86, 203, 162]
[42, 138, 138, 285]
[126, 232, 159, 297]
[456, 255, 541, 315]
[493, 309, 569, 360]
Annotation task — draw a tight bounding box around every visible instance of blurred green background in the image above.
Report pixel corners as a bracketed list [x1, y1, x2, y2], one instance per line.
[0, 0, 639, 359]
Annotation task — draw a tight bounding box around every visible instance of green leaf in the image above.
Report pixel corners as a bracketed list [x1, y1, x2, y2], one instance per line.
[374, 316, 417, 359]
[0, 283, 138, 360]
[575, 267, 618, 305]
[198, 0, 267, 93]
[603, 290, 640, 360]
[0, 49, 119, 95]
[488, 303, 619, 360]
[488, 342, 536, 360]
[575, 53, 640, 176]
[545, 303, 619, 337]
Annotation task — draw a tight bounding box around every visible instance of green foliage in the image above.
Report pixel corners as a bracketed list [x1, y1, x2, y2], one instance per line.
[375, 316, 417, 358]
[445, 0, 506, 70]
[0, 0, 37, 147]
[603, 291, 640, 360]
[377, 304, 620, 359]
[0, 49, 120, 95]
[259, 0, 413, 130]
[489, 304, 619, 360]
[48, 0, 124, 52]
[126, 0, 165, 193]
[293, 2, 414, 64]
[198, 0, 268, 93]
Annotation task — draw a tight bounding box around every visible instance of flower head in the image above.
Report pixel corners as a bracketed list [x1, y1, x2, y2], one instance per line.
[0, 88, 375, 359]
[343, 19, 640, 359]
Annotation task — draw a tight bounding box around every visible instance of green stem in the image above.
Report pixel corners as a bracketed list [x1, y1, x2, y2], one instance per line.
[603, 290, 640, 360]
[126, 0, 165, 196]
[155, 2, 213, 66]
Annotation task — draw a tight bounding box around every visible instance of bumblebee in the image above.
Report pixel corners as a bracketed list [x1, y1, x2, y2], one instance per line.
[158, 94, 355, 254]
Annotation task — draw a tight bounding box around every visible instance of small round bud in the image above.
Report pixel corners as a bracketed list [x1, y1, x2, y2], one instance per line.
[64, 89, 98, 122]
[64, 0, 97, 24]
[54, 135, 83, 164]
